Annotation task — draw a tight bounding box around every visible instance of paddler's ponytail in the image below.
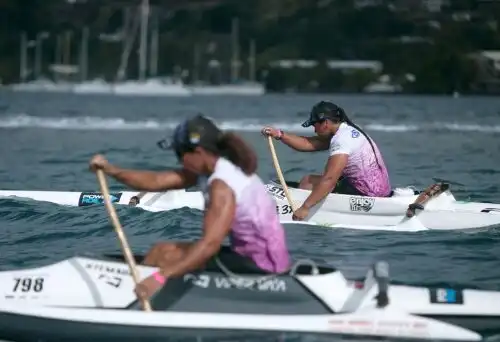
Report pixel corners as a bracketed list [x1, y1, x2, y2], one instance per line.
[338, 108, 382, 169]
[217, 133, 258, 175]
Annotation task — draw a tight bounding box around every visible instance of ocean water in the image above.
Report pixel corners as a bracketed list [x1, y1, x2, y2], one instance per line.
[0, 90, 500, 341]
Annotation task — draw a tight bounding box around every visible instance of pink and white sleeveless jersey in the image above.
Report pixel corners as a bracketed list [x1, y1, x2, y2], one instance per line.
[329, 123, 391, 197]
[200, 157, 290, 273]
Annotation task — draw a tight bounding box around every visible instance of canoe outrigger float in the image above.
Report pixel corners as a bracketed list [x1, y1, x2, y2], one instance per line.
[1, 180, 500, 231]
[0, 252, 499, 341]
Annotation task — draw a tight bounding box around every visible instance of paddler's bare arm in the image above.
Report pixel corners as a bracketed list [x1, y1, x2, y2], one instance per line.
[261, 127, 329, 152]
[302, 154, 348, 209]
[280, 132, 330, 152]
[89, 154, 197, 191]
[106, 166, 197, 191]
[158, 179, 235, 277]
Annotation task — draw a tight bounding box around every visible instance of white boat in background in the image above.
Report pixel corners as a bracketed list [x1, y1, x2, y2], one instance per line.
[189, 81, 265, 96]
[9, 78, 193, 97]
[11, 32, 77, 94]
[189, 18, 266, 96]
[9, 78, 74, 93]
[71, 78, 113, 94]
[0, 255, 496, 341]
[1, 180, 500, 231]
[8, 4, 194, 98]
[72, 78, 192, 96]
[106, 2, 191, 98]
[112, 78, 192, 97]
[8, 10, 265, 98]
[363, 75, 403, 93]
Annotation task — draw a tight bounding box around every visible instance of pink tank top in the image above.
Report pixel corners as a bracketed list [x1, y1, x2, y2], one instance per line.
[201, 158, 290, 273]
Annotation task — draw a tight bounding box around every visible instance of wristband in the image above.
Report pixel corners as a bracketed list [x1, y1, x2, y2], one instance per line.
[276, 129, 284, 140]
[152, 271, 166, 285]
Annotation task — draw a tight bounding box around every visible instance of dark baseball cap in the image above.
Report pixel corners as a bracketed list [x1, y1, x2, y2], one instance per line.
[157, 114, 223, 158]
[301, 101, 344, 127]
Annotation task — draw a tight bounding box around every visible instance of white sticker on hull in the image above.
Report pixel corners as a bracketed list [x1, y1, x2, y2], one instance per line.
[349, 197, 375, 212]
[266, 184, 286, 200]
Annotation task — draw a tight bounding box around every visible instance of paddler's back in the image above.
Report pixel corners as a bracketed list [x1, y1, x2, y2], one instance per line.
[203, 157, 290, 273]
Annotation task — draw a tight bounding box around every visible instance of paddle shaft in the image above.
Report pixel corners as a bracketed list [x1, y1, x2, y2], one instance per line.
[267, 136, 297, 212]
[96, 170, 152, 312]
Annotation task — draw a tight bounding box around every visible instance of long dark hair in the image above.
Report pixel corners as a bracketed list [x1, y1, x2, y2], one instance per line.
[337, 108, 382, 169]
[216, 132, 258, 175]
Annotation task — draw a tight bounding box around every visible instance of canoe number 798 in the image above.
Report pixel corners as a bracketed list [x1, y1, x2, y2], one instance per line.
[12, 277, 45, 293]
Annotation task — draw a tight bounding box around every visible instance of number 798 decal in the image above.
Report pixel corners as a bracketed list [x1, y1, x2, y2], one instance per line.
[12, 277, 45, 292]
[276, 204, 293, 215]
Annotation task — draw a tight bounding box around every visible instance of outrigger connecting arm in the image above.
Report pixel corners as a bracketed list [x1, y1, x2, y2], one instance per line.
[339, 261, 390, 312]
[406, 182, 450, 218]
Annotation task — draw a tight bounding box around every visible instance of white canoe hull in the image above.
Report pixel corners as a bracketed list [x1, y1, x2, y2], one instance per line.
[1, 182, 500, 231]
[0, 255, 498, 340]
[0, 304, 482, 341]
[1, 255, 499, 316]
[0, 189, 204, 212]
[266, 182, 500, 230]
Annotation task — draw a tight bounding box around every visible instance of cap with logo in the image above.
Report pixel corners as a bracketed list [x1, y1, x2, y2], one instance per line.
[157, 114, 223, 158]
[301, 101, 345, 127]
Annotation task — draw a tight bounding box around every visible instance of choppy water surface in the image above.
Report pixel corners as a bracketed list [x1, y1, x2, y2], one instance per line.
[1, 91, 499, 341]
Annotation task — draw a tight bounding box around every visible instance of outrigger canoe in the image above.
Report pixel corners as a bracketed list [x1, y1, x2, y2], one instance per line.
[0, 252, 499, 341]
[1, 180, 500, 231]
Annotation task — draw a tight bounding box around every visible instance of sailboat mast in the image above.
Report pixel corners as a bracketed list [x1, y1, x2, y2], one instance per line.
[80, 26, 89, 82]
[34, 33, 42, 79]
[149, 7, 158, 77]
[116, 6, 138, 82]
[193, 42, 200, 83]
[64, 31, 72, 65]
[55, 34, 61, 65]
[249, 39, 256, 82]
[230, 17, 239, 83]
[20, 32, 27, 82]
[138, 0, 149, 81]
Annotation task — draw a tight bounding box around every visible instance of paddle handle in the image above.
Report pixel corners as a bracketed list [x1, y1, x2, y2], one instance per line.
[267, 136, 297, 212]
[96, 170, 152, 312]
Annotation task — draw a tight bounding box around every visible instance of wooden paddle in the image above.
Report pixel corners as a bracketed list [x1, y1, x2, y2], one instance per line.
[267, 136, 298, 212]
[96, 169, 152, 312]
